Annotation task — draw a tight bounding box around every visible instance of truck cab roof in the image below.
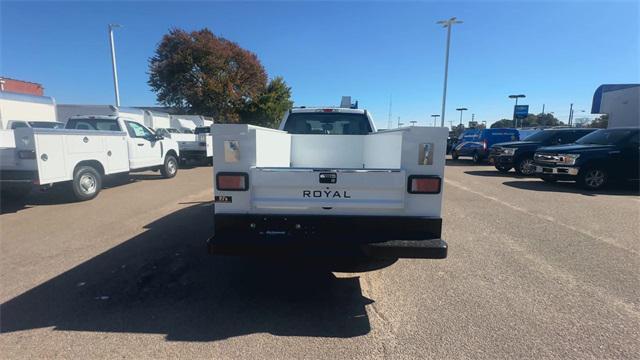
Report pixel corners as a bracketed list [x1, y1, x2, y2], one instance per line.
[280, 107, 376, 134]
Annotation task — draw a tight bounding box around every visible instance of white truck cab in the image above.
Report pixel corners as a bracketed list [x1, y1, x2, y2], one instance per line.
[210, 106, 448, 259]
[0, 115, 180, 201]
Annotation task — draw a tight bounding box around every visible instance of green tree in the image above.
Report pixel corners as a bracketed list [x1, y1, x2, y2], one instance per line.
[491, 119, 514, 128]
[589, 114, 608, 128]
[148, 28, 268, 123]
[239, 77, 293, 128]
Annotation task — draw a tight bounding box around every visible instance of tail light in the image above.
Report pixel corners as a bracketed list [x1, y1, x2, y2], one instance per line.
[216, 172, 248, 191]
[483, 140, 488, 151]
[407, 175, 441, 194]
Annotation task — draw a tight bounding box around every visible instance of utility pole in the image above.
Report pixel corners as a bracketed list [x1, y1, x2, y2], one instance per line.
[568, 103, 574, 126]
[471, 113, 475, 123]
[541, 104, 545, 115]
[436, 17, 463, 127]
[108, 24, 122, 106]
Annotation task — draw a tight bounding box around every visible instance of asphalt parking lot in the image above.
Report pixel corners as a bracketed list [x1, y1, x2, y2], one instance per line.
[1, 160, 639, 359]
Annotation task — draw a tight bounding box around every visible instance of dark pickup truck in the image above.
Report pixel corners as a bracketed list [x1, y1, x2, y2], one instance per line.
[533, 128, 639, 190]
[489, 128, 596, 175]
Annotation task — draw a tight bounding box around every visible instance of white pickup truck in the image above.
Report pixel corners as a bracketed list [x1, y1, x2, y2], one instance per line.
[155, 127, 213, 164]
[210, 107, 448, 259]
[0, 115, 179, 201]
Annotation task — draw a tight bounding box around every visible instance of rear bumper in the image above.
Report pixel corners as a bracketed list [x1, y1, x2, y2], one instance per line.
[208, 214, 447, 259]
[0, 170, 37, 184]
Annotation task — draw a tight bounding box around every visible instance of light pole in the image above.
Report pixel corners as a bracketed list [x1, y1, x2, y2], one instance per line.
[397, 116, 403, 128]
[456, 107, 468, 128]
[108, 24, 122, 106]
[508, 94, 526, 128]
[431, 114, 440, 127]
[437, 17, 463, 128]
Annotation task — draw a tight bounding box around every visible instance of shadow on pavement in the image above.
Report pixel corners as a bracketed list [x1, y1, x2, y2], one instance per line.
[0, 202, 377, 341]
[445, 159, 486, 167]
[502, 180, 640, 197]
[464, 170, 529, 179]
[0, 175, 145, 214]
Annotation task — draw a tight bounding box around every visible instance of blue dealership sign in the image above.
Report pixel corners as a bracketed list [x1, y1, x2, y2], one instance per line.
[514, 105, 529, 119]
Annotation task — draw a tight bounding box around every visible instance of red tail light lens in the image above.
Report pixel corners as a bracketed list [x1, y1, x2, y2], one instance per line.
[216, 172, 248, 191]
[408, 175, 441, 194]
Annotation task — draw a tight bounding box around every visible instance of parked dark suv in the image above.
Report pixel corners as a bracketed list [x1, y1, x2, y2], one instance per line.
[489, 128, 596, 175]
[533, 128, 640, 190]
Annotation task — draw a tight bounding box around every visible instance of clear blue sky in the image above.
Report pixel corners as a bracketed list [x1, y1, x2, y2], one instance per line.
[1, 1, 638, 128]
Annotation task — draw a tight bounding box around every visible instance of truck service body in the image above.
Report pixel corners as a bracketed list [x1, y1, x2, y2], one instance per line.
[0, 92, 57, 130]
[56, 104, 146, 126]
[210, 107, 448, 259]
[0, 115, 179, 201]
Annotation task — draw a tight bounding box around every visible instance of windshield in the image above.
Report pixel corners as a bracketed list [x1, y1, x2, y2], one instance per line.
[284, 112, 371, 135]
[522, 130, 556, 142]
[575, 129, 635, 145]
[28, 121, 64, 129]
[194, 127, 210, 134]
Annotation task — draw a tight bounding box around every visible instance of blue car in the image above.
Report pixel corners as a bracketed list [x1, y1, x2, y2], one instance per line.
[451, 128, 520, 163]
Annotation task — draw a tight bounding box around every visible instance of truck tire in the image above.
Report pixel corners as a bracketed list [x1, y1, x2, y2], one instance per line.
[451, 151, 459, 160]
[578, 167, 608, 190]
[495, 165, 512, 173]
[72, 166, 102, 201]
[160, 154, 178, 178]
[515, 157, 535, 175]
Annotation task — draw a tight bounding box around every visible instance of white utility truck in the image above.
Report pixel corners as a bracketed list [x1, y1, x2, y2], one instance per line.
[0, 92, 58, 129]
[155, 127, 211, 164]
[0, 115, 179, 201]
[143, 110, 171, 130]
[210, 106, 448, 259]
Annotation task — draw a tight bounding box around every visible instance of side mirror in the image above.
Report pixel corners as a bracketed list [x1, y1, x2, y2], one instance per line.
[156, 135, 164, 141]
[557, 138, 563, 144]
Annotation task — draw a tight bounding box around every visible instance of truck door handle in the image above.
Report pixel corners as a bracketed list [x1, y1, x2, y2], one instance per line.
[137, 143, 145, 146]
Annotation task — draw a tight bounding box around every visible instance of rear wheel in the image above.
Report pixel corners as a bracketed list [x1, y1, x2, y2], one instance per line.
[451, 151, 459, 160]
[71, 166, 102, 201]
[515, 157, 536, 175]
[161, 154, 178, 178]
[578, 167, 607, 190]
[495, 165, 512, 173]
[472, 152, 481, 163]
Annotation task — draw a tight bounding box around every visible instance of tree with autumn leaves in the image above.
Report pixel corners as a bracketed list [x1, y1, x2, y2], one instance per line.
[148, 28, 292, 127]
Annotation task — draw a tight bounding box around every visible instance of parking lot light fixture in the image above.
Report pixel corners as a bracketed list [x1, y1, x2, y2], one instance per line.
[431, 114, 440, 127]
[108, 24, 123, 106]
[455, 107, 468, 127]
[437, 17, 463, 127]
[508, 94, 526, 128]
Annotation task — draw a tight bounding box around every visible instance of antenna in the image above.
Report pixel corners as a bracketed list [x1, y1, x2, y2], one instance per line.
[387, 94, 393, 130]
